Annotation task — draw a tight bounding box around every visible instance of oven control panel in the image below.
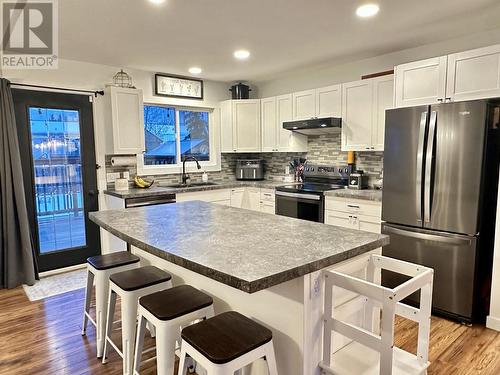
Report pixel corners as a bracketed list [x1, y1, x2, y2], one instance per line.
[303, 164, 352, 179]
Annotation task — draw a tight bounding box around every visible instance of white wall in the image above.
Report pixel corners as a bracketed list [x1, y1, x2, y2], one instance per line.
[487, 174, 500, 332]
[257, 28, 500, 97]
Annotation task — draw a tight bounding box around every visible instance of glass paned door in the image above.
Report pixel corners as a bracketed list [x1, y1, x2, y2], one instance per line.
[13, 89, 100, 272]
[30, 107, 86, 253]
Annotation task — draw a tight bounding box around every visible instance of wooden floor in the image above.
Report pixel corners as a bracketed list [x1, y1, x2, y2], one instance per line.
[0, 286, 500, 374]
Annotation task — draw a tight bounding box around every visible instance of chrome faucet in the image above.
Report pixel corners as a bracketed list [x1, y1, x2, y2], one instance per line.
[181, 156, 201, 185]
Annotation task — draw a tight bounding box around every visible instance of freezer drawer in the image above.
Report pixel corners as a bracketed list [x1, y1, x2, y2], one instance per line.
[381, 223, 477, 321]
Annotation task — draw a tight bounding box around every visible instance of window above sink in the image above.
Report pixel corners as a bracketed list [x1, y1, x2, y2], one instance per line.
[137, 103, 221, 176]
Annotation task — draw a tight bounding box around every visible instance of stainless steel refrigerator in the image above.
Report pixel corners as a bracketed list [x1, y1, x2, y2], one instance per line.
[382, 99, 500, 323]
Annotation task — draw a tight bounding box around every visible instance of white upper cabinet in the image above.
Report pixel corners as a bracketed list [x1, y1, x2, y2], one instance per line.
[446, 44, 500, 102]
[277, 94, 293, 150]
[292, 89, 316, 120]
[394, 56, 448, 108]
[342, 80, 373, 151]
[105, 86, 145, 154]
[341, 75, 394, 151]
[220, 100, 234, 153]
[220, 99, 261, 153]
[316, 84, 342, 118]
[395, 44, 500, 107]
[372, 75, 394, 151]
[261, 97, 278, 152]
[292, 85, 342, 120]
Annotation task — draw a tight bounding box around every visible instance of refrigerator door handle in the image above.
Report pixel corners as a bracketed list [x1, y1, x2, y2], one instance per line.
[384, 225, 472, 245]
[424, 111, 437, 224]
[416, 111, 427, 223]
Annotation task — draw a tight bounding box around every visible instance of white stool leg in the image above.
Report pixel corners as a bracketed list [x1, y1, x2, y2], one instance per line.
[264, 341, 278, 375]
[147, 321, 156, 338]
[95, 271, 109, 358]
[81, 269, 94, 336]
[102, 287, 117, 363]
[133, 314, 148, 375]
[122, 293, 139, 375]
[177, 342, 189, 375]
[157, 326, 178, 375]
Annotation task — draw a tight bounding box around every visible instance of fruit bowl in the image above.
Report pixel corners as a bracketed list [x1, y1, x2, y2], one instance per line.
[134, 176, 154, 188]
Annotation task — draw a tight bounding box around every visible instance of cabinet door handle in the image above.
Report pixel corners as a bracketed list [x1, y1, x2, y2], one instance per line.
[437, 98, 444, 102]
[347, 204, 360, 209]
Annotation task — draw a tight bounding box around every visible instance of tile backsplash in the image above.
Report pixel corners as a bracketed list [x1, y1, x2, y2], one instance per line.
[105, 134, 383, 188]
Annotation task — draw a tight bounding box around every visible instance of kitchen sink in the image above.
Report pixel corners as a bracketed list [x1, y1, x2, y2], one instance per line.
[161, 182, 219, 188]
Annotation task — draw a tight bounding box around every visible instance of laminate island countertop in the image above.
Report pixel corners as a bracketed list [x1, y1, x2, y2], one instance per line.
[89, 201, 388, 293]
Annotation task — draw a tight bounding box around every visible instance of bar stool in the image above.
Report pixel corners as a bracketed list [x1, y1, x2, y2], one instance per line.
[102, 265, 173, 375]
[133, 285, 215, 375]
[177, 311, 278, 375]
[82, 251, 141, 358]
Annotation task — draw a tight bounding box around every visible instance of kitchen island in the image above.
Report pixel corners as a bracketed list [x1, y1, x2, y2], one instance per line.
[90, 201, 389, 374]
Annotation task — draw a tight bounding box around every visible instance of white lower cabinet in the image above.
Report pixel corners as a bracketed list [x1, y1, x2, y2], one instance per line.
[260, 188, 275, 214]
[230, 187, 272, 213]
[176, 189, 231, 207]
[246, 188, 261, 211]
[230, 188, 245, 208]
[325, 196, 381, 234]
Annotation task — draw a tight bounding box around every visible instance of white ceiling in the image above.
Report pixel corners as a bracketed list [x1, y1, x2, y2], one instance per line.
[59, 0, 500, 82]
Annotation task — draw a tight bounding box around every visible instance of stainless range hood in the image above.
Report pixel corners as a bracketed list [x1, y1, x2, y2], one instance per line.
[283, 117, 342, 135]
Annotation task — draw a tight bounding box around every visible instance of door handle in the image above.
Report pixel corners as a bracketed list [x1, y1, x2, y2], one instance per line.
[416, 111, 427, 223]
[424, 111, 437, 224]
[384, 225, 472, 245]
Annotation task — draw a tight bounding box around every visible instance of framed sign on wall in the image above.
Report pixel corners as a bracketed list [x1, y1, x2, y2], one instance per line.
[154, 73, 204, 99]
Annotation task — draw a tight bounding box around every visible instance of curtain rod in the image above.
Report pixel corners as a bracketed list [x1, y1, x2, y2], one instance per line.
[9, 82, 105, 97]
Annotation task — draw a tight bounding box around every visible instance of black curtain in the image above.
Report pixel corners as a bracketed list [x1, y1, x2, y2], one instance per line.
[0, 79, 38, 288]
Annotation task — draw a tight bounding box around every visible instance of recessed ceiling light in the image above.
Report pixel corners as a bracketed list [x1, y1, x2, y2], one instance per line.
[356, 3, 379, 18]
[234, 50, 250, 60]
[188, 67, 202, 75]
[148, 0, 166, 5]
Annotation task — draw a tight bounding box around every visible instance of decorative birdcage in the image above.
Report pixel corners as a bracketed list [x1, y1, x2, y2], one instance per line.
[112, 69, 133, 88]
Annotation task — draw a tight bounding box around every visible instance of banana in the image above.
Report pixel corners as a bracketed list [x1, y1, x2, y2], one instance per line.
[134, 176, 153, 188]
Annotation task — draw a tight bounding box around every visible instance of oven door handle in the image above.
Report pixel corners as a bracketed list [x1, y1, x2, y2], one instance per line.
[275, 191, 321, 201]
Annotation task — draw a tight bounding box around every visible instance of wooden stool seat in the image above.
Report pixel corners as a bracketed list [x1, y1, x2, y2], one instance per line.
[140, 285, 213, 321]
[181, 311, 273, 365]
[87, 251, 140, 270]
[109, 265, 172, 291]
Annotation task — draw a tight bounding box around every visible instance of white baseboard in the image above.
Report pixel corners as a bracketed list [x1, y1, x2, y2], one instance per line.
[486, 315, 500, 332]
[39, 263, 86, 278]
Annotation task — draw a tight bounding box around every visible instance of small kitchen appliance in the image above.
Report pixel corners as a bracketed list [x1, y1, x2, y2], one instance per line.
[236, 159, 265, 180]
[348, 170, 368, 190]
[229, 83, 251, 99]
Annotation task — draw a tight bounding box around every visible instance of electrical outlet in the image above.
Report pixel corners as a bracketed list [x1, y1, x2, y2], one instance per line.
[122, 171, 130, 179]
[313, 276, 321, 297]
[106, 172, 120, 183]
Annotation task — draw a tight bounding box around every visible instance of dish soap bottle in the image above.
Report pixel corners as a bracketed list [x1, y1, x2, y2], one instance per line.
[202, 170, 209, 183]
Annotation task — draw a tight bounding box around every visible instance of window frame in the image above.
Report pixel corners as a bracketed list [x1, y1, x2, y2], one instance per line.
[136, 103, 220, 176]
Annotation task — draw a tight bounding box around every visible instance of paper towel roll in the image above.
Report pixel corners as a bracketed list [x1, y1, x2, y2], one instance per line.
[111, 156, 136, 167]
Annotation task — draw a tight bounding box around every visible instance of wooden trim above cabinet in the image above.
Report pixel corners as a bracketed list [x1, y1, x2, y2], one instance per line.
[361, 70, 394, 80]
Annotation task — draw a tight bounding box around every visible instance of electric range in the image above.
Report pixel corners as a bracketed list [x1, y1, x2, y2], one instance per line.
[275, 164, 351, 223]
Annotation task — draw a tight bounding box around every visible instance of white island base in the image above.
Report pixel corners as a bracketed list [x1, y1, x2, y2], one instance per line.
[132, 247, 382, 375]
